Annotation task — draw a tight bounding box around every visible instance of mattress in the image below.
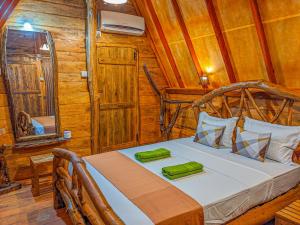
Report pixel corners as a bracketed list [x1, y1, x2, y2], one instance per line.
[84, 137, 300, 225]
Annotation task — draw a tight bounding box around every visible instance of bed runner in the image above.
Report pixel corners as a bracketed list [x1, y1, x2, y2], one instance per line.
[85, 151, 204, 225]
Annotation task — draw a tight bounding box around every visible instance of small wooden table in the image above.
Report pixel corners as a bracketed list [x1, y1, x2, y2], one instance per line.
[30, 153, 54, 196]
[275, 200, 300, 225]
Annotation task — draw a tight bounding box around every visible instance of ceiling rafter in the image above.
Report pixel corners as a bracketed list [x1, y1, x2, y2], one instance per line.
[204, 0, 237, 83]
[0, 0, 20, 29]
[144, 0, 185, 88]
[171, 0, 203, 77]
[132, 0, 173, 87]
[249, 0, 277, 84]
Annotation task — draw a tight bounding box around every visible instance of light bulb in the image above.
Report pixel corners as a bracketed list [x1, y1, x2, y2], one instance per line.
[103, 0, 127, 4]
[23, 22, 33, 31]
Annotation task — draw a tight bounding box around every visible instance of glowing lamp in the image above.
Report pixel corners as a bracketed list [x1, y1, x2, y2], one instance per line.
[200, 75, 209, 89]
[23, 22, 33, 31]
[103, 0, 127, 4]
[40, 43, 50, 51]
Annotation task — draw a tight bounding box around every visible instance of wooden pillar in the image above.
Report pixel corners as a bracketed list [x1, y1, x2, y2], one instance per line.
[85, 0, 98, 154]
[249, 0, 277, 84]
[145, 0, 185, 88]
[204, 0, 237, 83]
[171, 0, 203, 77]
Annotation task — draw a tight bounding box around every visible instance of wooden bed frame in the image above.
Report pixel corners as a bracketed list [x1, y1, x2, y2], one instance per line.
[53, 81, 300, 225]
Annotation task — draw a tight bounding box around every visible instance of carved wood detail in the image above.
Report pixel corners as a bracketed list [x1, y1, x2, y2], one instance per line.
[143, 65, 193, 139]
[193, 80, 300, 123]
[53, 148, 124, 225]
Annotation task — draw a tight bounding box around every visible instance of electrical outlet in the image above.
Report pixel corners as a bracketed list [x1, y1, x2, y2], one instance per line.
[80, 71, 88, 78]
[0, 128, 6, 135]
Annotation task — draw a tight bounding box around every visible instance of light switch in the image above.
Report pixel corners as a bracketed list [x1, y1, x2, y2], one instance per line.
[81, 71, 88, 78]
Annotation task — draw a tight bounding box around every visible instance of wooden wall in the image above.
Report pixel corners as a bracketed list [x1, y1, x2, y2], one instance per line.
[138, 0, 300, 89]
[0, 0, 91, 180]
[96, 0, 169, 145]
[0, 0, 169, 180]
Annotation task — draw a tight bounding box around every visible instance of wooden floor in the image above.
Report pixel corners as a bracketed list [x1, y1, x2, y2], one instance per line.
[0, 178, 276, 225]
[0, 178, 72, 225]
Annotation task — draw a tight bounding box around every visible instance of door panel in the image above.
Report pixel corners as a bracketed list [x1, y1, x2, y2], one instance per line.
[96, 45, 138, 152]
[7, 61, 46, 117]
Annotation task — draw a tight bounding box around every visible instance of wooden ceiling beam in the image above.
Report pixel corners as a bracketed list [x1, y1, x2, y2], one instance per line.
[248, 0, 277, 84]
[132, 0, 173, 87]
[204, 0, 237, 83]
[145, 0, 185, 88]
[171, 0, 203, 77]
[0, 0, 20, 29]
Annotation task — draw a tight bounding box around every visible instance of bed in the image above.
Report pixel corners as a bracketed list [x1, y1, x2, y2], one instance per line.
[52, 81, 300, 225]
[17, 111, 56, 136]
[31, 116, 56, 135]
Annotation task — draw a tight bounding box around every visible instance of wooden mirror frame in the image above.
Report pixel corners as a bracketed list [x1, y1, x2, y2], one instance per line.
[1, 26, 61, 147]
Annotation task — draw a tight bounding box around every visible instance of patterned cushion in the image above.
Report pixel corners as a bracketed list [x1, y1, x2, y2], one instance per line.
[232, 128, 271, 162]
[194, 122, 225, 148]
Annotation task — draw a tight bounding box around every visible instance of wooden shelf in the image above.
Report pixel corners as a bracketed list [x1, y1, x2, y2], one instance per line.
[14, 137, 69, 149]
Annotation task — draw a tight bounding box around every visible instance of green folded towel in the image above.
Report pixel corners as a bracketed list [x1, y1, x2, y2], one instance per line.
[162, 162, 203, 180]
[135, 148, 171, 162]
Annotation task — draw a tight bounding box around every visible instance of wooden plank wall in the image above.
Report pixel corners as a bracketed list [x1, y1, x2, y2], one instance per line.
[96, 0, 169, 145]
[0, 0, 168, 180]
[0, 0, 91, 180]
[139, 0, 300, 89]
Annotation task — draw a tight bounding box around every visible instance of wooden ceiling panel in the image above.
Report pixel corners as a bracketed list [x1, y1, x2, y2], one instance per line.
[224, 27, 268, 82]
[264, 16, 300, 88]
[176, 0, 213, 38]
[152, 0, 184, 43]
[169, 41, 199, 87]
[214, 0, 253, 30]
[258, 0, 300, 21]
[192, 36, 230, 87]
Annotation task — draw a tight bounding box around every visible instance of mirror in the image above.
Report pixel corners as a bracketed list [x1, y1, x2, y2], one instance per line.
[1, 28, 60, 144]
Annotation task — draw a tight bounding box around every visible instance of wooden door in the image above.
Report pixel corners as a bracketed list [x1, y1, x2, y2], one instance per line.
[96, 45, 139, 152]
[7, 59, 46, 117]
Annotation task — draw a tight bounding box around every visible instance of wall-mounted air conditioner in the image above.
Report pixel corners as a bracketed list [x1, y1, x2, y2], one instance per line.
[100, 11, 145, 36]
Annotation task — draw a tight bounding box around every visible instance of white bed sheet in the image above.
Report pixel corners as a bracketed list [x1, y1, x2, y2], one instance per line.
[84, 137, 300, 225]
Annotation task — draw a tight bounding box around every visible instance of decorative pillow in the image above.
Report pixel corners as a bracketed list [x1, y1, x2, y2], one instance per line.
[194, 122, 225, 148]
[232, 128, 271, 162]
[197, 112, 238, 148]
[244, 117, 300, 164]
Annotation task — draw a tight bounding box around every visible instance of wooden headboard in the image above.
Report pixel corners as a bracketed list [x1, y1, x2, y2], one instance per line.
[192, 80, 300, 163]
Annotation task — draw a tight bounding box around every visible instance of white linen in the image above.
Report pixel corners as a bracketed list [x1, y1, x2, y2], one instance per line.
[244, 117, 300, 164]
[84, 137, 300, 225]
[197, 112, 238, 147]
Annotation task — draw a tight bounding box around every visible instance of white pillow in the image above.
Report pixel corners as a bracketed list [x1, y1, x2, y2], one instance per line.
[244, 117, 300, 164]
[197, 112, 238, 148]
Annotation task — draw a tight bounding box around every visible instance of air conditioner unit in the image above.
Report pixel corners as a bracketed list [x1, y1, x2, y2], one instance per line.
[100, 11, 145, 36]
